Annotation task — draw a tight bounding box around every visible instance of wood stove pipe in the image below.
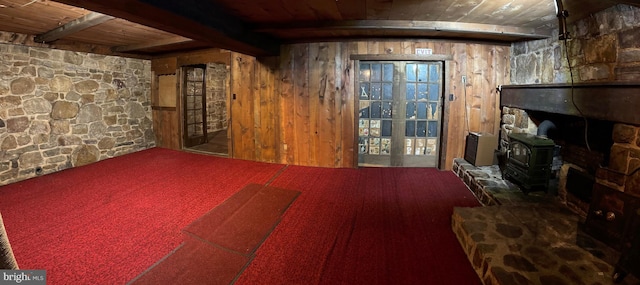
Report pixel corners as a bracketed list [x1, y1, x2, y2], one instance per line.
[537, 120, 557, 138]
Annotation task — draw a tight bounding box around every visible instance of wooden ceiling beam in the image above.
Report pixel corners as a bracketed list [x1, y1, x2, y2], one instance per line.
[51, 0, 281, 56]
[34, 12, 115, 43]
[112, 36, 194, 52]
[255, 20, 553, 40]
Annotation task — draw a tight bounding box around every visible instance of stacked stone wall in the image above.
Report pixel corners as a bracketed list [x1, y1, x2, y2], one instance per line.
[504, 4, 640, 149]
[206, 63, 228, 133]
[0, 43, 154, 186]
[511, 4, 640, 85]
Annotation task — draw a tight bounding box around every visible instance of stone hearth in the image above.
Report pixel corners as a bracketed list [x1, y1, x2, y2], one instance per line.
[451, 158, 639, 285]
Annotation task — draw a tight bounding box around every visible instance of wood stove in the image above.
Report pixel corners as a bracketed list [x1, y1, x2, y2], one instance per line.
[503, 133, 555, 193]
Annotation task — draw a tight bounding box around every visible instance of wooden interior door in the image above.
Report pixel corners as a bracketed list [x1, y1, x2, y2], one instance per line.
[182, 65, 208, 147]
[357, 61, 443, 167]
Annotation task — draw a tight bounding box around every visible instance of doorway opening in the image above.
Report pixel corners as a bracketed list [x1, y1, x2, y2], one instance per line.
[357, 61, 443, 167]
[182, 63, 230, 156]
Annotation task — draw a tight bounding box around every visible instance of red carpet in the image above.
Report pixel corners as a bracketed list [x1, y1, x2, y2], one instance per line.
[128, 239, 249, 285]
[0, 148, 285, 284]
[235, 166, 482, 285]
[1, 148, 482, 284]
[130, 183, 300, 284]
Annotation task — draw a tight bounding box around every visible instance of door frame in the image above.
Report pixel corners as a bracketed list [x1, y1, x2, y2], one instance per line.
[351, 54, 453, 169]
[181, 64, 208, 147]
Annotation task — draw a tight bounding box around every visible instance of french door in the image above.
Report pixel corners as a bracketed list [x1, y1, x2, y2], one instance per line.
[357, 61, 443, 167]
[182, 64, 208, 147]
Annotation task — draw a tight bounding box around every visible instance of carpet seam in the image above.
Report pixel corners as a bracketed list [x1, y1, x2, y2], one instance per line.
[265, 164, 290, 186]
[125, 242, 186, 285]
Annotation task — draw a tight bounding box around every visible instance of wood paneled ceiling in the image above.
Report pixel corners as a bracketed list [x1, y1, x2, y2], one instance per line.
[0, 0, 637, 57]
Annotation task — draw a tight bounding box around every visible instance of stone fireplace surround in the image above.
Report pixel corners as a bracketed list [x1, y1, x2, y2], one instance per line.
[451, 82, 640, 284]
[500, 83, 640, 221]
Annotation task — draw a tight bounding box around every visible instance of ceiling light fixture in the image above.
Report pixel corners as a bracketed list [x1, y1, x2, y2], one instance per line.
[554, 0, 569, 40]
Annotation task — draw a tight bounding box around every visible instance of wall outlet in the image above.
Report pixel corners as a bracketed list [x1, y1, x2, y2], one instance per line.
[461, 75, 467, 83]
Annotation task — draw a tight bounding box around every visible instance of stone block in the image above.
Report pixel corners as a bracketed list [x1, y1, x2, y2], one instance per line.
[23, 98, 52, 114]
[615, 65, 640, 81]
[77, 104, 102, 123]
[618, 49, 640, 63]
[6, 117, 29, 133]
[62, 91, 82, 102]
[0, 95, 21, 109]
[584, 34, 617, 63]
[503, 114, 515, 125]
[57, 135, 82, 146]
[29, 120, 50, 135]
[43, 149, 60, 157]
[43, 92, 59, 101]
[64, 52, 84, 65]
[74, 80, 99, 94]
[51, 101, 79, 119]
[619, 26, 640, 49]
[579, 64, 611, 81]
[16, 134, 31, 146]
[71, 145, 99, 167]
[104, 115, 117, 125]
[98, 137, 116, 150]
[612, 124, 638, 144]
[72, 124, 88, 135]
[125, 102, 146, 118]
[609, 144, 630, 174]
[37, 67, 54, 79]
[89, 122, 107, 138]
[20, 66, 36, 76]
[50, 120, 70, 134]
[81, 94, 95, 104]
[46, 156, 67, 164]
[49, 76, 73, 92]
[7, 108, 24, 116]
[514, 110, 529, 129]
[19, 151, 43, 168]
[511, 41, 527, 56]
[10, 77, 35, 95]
[514, 53, 539, 84]
[1, 136, 17, 150]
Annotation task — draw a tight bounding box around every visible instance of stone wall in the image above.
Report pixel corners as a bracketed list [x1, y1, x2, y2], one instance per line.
[504, 4, 640, 147]
[206, 63, 228, 133]
[511, 4, 640, 84]
[0, 43, 154, 186]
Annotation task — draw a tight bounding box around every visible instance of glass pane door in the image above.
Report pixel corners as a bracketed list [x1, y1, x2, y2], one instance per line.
[358, 61, 442, 167]
[183, 65, 208, 147]
[403, 62, 441, 167]
[358, 62, 395, 166]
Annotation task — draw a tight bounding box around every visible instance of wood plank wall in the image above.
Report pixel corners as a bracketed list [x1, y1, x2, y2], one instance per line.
[150, 41, 509, 170]
[275, 41, 510, 169]
[151, 57, 179, 149]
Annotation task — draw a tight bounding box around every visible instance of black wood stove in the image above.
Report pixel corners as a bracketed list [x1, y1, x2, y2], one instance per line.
[503, 133, 555, 193]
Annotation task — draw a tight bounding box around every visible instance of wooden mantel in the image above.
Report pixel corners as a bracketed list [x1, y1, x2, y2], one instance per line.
[500, 82, 640, 125]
